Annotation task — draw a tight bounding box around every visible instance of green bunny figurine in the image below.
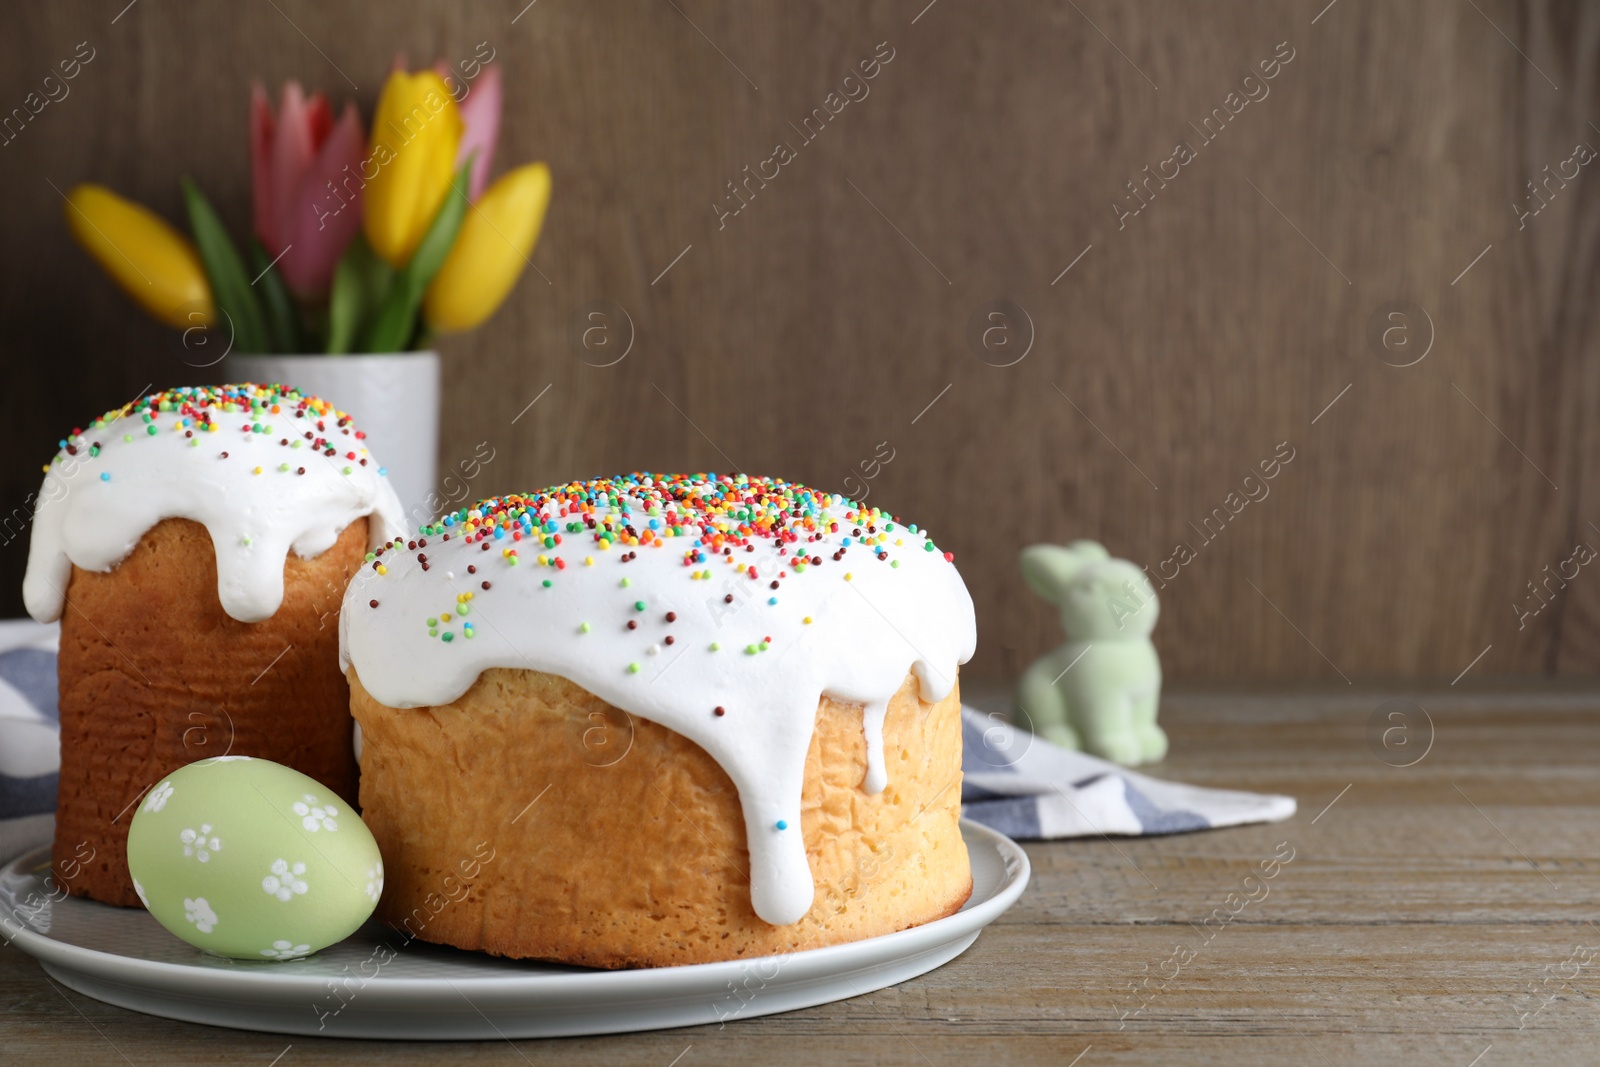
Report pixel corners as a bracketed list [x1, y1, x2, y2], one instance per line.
[1014, 540, 1167, 765]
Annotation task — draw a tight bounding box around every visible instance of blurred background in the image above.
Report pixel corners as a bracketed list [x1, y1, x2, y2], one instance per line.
[0, 0, 1595, 684]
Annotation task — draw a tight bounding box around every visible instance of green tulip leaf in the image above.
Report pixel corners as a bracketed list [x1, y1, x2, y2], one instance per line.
[360, 155, 474, 353]
[247, 240, 307, 354]
[181, 178, 269, 355]
[327, 232, 392, 355]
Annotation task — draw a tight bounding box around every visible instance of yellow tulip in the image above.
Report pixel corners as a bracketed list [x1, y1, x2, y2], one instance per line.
[424, 163, 551, 333]
[63, 184, 212, 329]
[363, 70, 463, 267]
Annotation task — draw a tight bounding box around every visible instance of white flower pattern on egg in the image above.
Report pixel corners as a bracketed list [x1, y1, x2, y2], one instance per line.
[292, 794, 339, 832]
[260, 939, 312, 960]
[179, 823, 222, 862]
[183, 896, 218, 933]
[144, 781, 174, 813]
[261, 859, 309, 902]
[124, 755, 386, 961]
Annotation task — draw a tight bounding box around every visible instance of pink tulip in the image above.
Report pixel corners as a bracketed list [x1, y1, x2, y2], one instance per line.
[435, 60, 501, 200]
[249, 81, 366, 299]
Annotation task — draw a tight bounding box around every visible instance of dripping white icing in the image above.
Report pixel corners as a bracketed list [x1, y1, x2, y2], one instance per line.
[339, 475, 976, 926]
[24, 385, 404, 625]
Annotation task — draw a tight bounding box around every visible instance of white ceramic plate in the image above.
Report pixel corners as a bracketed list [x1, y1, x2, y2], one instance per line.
[0, 819, 1028, 1039]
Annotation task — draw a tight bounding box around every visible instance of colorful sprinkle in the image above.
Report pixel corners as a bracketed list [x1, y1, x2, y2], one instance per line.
[43, 386, 382, 496]
[361, 475, 959, 673]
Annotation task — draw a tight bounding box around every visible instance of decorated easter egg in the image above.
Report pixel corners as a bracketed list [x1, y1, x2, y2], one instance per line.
[126, 756, 382, 961]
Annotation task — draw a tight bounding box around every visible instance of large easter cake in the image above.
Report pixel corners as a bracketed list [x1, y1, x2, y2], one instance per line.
[341, 473, 977, 968]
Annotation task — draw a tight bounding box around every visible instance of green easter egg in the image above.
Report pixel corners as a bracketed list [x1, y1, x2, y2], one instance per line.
[126, 756, 382, 961]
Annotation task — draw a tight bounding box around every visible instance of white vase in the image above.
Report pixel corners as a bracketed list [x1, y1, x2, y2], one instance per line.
[227, 352, 439, 527]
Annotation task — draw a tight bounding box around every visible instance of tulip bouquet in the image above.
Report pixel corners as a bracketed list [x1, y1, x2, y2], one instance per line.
[63, 60, 550, 354]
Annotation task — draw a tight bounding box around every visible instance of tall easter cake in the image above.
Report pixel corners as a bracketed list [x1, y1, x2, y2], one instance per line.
[341, 473, 977, 967]
[24, 384, 403, 906]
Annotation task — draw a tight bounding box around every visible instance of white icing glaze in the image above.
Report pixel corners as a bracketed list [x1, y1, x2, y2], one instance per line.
[24, 385, 405, 625]
[339, 475, 975, 926]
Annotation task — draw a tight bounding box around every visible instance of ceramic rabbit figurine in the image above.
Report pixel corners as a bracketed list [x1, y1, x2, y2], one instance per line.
[1014, 540, 1167, 765]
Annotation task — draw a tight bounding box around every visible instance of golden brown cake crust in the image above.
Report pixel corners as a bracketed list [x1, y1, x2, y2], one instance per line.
[350, 667, 972, 968]
[52, 516, 367, 906]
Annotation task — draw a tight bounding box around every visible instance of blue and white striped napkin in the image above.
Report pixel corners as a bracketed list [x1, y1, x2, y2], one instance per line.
[958, 707, 1296, 838]
[0, 621, 61, 863]
[0, 620, 1294, 860]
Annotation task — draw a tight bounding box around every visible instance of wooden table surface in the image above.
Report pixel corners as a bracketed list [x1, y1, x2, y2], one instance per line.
[3, 684, 1597, 1065]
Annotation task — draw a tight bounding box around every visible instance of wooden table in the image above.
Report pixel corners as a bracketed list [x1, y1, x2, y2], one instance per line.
[3, 684, 1597, 1065]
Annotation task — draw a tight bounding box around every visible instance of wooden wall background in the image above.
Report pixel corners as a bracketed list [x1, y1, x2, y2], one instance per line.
[0, 1, 1596, 682]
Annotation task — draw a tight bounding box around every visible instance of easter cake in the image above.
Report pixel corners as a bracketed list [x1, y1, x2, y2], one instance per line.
[341, 473, 977, 968]
[24, 384, 403, 906]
